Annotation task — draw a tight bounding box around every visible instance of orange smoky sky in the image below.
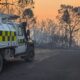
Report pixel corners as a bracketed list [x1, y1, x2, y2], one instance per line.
[0, 0, 80, 21]
[34, 0, 80, 21]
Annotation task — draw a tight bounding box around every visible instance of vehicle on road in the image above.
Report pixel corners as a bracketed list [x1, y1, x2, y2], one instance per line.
[0, 14, 35, 73]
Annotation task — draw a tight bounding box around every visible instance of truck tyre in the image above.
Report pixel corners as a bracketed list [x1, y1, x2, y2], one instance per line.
[24, 43, 35, 62]
[27, 47, 34, 62]
[0, 54, 3, 73]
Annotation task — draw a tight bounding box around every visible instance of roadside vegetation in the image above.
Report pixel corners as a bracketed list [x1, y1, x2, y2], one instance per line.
[32, 5, 80, 48]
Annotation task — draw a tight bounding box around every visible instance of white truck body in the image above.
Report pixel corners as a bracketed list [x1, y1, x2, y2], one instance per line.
[0, 22, 26, 53]
[0, 19, 34, 72]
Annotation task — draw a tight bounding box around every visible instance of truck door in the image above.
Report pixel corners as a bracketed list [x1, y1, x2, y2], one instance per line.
[15, 26, 26, 55]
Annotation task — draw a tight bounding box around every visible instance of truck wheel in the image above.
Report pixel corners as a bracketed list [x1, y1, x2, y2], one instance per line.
[27, 49, 34, 62]
[0, 54, 3, 73]
[24, 47, 35, 62]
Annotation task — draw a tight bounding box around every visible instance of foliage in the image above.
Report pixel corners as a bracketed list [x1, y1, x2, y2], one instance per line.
[16, 0, 34, 22]
[23, 8, 34, 18]
[0, 0, 34, 22]
[57, 4, 80, 47]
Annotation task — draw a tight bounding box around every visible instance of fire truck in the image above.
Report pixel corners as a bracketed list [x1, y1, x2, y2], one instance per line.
[0, 14, 35, 72]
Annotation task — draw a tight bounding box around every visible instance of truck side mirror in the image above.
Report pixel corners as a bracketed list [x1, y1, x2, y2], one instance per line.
[21, 22, 27, 27]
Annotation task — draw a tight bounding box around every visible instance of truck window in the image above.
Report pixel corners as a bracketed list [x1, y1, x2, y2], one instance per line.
[18, 27, 23, 36]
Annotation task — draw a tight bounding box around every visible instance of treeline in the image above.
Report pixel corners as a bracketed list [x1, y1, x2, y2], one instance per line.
[31, 5, 80, 48]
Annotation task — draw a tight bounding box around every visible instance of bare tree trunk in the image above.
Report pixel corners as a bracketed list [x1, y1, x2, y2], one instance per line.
[69, 32, 73, 48]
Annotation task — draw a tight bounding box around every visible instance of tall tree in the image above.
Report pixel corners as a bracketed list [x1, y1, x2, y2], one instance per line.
[17, 0, 34, 23]
[57, 4, 80, 47]
[0, 0, 34, 22]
